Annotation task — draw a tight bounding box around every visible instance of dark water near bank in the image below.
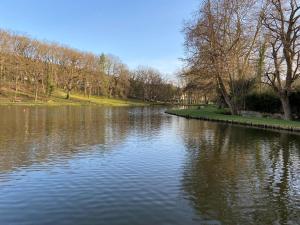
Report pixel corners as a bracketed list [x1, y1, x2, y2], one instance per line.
[0, 106, 299, 225]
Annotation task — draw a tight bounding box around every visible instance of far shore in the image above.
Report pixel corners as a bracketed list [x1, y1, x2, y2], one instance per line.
[0, 90, 149, 107]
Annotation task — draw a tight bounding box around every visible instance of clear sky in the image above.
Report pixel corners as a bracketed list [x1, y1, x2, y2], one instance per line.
[0, 0, 200, 77]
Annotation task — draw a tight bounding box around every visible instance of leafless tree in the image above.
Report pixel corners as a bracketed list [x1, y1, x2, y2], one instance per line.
[262, 0, 300, 120]
[0, 29, 178, 103]
[184, 0, 263, 114]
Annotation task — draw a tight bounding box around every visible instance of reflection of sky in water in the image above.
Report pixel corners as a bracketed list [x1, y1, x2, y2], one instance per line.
[0, 106, 299, 225]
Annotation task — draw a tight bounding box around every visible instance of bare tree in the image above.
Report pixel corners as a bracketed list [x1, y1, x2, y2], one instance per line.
[262, 0, 300, 120]
[0, 29, 178, 103]
[184, 0, 263, 114]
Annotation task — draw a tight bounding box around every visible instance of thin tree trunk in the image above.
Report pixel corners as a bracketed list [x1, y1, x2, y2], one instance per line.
[66, 89, 70, 99]
[88, 87, 91, 99]
[84, 81, 87, 96]
[14, 76, 18, 101]
[35, 85, 38, 102]
[41, 78, 45, 94]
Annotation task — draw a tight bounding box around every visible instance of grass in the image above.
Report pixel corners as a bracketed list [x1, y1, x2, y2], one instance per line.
[166, 105, 300, 132]
[0, 89, 148, 107]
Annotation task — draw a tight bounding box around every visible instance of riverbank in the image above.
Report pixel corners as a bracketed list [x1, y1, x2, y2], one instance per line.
[0, 90, 148, 107]
[166, 106, 300, 132]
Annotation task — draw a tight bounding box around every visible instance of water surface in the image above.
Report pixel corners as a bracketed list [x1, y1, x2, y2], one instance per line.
[0, 106, 299, 225]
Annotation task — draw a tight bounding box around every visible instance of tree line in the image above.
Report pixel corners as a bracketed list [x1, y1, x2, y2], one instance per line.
[183, 0, 300, 120]
[0, 30, 179, 102]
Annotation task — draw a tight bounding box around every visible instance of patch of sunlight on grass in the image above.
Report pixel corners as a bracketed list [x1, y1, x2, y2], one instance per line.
[0, 89, 148, 107]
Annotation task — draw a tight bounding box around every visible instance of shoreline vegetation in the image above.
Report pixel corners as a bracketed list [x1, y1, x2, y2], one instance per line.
[166, 106, 300, 133]
[182, 0, 300, 121]
[0, 89, 149, 107]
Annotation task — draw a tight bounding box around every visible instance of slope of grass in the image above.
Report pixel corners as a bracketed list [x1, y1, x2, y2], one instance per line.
[0, 89, 148, 107]
[166, 106, 300, 132]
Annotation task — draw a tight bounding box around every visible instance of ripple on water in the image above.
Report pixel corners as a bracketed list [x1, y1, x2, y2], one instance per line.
[0, 106, 299, 225]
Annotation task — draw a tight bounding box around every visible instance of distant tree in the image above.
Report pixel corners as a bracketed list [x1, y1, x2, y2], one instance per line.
[0, 29, 178, 103]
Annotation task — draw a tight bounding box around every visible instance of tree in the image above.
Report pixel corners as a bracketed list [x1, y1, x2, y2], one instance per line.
[262, 0, 300, 120]
[0, 29, 179, 103]
[184, 0, 263, 114]
[129, 66, 178, 102]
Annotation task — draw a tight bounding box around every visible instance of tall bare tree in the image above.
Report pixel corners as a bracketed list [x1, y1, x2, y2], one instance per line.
[184, 0, 263, 114]
[262, 0, 300, 120]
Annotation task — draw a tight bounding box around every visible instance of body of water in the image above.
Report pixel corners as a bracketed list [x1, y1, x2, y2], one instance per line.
[0, 106, 299, 225]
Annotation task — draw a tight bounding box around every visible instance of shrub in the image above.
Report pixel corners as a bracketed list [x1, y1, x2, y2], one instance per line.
[245, 91, 300, 118]
[245, 93, 281, 113]
[290, 92, 300, 118]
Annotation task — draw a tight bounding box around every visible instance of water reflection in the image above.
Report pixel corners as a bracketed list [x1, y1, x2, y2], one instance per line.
[0, 107, 299, 225]
[180, 120, 300, 225]
[0, 106, 164, 174]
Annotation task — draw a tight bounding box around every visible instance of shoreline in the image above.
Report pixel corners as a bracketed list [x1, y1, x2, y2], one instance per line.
[166, 107, 300, 133]
[0, 99, 149, 107]
[0, 90, 150, 107]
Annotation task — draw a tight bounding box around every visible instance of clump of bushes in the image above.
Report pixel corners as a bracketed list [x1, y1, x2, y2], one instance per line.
[245, 91, 300, 119]
[290, 92, 300, 118]
[245, 93, 281, 113]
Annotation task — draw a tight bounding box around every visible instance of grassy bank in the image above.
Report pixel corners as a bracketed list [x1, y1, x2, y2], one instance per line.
[0, 89, 148, 107]
[166, 106, 300, 132]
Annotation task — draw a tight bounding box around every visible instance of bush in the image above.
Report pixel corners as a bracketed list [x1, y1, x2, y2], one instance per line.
[245, 93, 281, 113]
[290, 92, 300, 118]
[245, 91, 300, 118]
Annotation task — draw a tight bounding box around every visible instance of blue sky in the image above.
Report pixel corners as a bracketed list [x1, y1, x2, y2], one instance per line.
[0, 0, 200, 77]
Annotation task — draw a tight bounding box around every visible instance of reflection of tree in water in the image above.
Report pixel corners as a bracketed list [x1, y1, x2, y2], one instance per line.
[180, 120, 300, 225]
[0, 106, 163, 174]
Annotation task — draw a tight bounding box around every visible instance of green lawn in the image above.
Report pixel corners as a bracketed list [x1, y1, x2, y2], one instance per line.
[166, 106, 300, 132]
[0, 89, 148, 107]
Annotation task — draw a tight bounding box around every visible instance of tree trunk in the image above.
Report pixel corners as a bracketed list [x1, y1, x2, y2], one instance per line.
[84, 82, 87, 96]
[88, 87, 91, 99]
[218, 81, 238, 115]
[204, 95, 208, 105]
[228, 101, 238, 115]
[14, 76, 18, 101]
[41, 78, 46, 94]
[280, 94, 292, 120]
[35, 86, 38, 102]
[66, 89, 70, 99]
[46, 73, 52, 97]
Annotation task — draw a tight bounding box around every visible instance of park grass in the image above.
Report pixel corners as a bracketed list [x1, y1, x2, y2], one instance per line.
[0, 89, 148, 107]
[53, 90, 148, 106]
[166, 105, 300, 132]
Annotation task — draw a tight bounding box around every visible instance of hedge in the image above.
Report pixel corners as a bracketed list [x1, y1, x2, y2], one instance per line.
[245, 92, 300, 117]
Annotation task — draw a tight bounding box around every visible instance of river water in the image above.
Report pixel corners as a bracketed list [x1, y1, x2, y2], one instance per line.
[0, 106, 299, 225]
